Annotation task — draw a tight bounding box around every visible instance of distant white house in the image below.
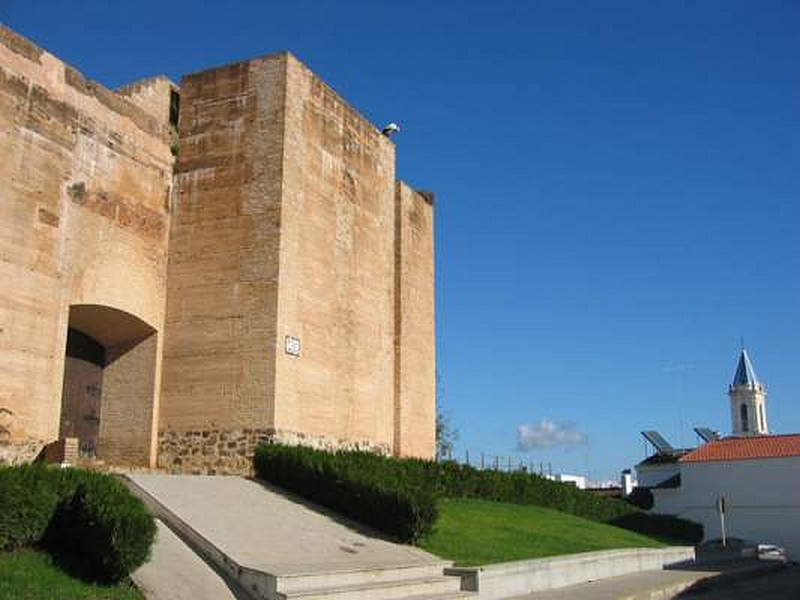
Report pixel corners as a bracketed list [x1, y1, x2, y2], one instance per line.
[545, 473, 587, 489]
[620, 469, 636, 496]
[637, 349, 800, 558]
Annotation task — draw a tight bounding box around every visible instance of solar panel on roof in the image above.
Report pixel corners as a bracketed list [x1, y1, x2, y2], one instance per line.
[694, 427, 721, 443]
[641, 430, 674, 454]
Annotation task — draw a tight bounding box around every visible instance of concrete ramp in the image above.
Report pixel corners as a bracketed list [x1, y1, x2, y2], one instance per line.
[132, 520, 248, 600]
[126, 474, 470, 600]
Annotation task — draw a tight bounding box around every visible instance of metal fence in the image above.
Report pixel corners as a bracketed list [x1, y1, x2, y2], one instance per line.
[440, 450, 555, 476]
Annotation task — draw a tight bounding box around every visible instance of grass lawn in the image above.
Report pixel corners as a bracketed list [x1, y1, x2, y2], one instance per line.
[0, 550, 143, 600]
[418, 498, 665, 566]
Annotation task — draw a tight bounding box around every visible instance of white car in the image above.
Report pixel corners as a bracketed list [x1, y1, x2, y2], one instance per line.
[757, 544, 788, 563]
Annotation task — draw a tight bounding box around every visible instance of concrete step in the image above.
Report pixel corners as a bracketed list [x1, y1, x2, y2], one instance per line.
[276, 563, 452, 594]
[280, 575, 463, 600]
[403, 593, 475, 600]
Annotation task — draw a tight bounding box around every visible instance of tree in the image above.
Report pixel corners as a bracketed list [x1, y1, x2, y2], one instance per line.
[435, 373, 458, 461]
[436, 409, 458, 461]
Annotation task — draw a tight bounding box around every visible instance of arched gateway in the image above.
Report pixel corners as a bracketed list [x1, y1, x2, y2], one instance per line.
[59, 305, 158, 466]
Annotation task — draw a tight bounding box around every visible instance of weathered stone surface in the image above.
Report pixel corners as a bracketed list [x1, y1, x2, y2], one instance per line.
[0, 25, 43, 63]
[272, 55, 397, 453]
[394, 182, 436, 458]
[0, 438, 43, 466]
[159, 56, 285, 436]
[2, 24, 436, 472]
[157, 428, 390, 475]
[0, 24, 173, 467]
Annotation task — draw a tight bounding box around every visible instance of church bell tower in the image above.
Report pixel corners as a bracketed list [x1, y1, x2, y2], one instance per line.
[728, 348, 768, 436]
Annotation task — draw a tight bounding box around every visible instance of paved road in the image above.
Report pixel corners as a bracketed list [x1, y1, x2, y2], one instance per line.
[678, 562, 799, 599]
[509, 567, 724, 600]
[508, 560, 784, 600]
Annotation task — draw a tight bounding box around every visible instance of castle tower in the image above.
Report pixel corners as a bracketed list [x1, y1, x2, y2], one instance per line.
[728, 348, 768, 436]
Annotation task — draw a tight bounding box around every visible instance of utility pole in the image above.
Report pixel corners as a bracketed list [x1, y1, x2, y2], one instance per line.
[716, 496, 727, 547]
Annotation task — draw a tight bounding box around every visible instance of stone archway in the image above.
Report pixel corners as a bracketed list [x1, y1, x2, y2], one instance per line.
[59, 304, 157, 466]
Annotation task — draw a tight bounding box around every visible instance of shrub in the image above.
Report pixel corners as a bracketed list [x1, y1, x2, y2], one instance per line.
[0, 465, 155, 581]
[46, 475, 156, 581]
[425, 461, 634, 522]
[611, 512, 703, 544]
[254, 444, 438, 542]
[626, 487, 654, 510]
[0, 467, 61, 550]
[253, 443, 702, 546]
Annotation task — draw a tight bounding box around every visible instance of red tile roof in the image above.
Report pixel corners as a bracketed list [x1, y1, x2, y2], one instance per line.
[680, 434, 800, 463]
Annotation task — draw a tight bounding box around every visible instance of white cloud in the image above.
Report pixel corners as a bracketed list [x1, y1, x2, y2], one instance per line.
[517, 419, 587, 451]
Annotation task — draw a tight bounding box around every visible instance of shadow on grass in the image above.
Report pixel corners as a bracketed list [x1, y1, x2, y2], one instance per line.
[39, 499, 120, 586]
[39, 543, 115, 586]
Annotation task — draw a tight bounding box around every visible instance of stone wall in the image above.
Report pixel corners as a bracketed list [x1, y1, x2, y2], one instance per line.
[98, 333, 159, 466]
[0, 24, 173, 465]
[0, 437, 44, 466]
[159, 54, 423, 466]
[2, 24, 436, 472]
[273, 54, 397, 449]
[394, 183, 436, 458]
[158, 428, 390, 475]
[159, 56, 287, 436]
[118, 76, 176, 128]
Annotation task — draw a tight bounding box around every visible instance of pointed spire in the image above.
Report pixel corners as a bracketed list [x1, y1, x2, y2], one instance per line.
[732, 348, 759, 386]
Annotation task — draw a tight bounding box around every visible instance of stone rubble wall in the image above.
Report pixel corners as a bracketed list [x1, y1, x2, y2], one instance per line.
[158, 428, 390, 475]
[0, 438, 44, 466]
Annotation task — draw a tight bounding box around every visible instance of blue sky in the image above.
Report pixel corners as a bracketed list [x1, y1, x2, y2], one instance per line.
[5, 1, 798, 481]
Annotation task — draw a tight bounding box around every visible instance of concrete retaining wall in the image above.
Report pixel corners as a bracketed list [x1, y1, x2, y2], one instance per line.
[445, 546, 695, 599]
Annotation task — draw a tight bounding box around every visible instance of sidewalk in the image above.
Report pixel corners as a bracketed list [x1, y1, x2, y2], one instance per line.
[507, 559, 783, 600]
[132, 520, 247, 600]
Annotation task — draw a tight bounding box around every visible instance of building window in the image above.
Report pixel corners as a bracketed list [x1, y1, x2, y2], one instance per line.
[169, 89, 180, 128]
[759, 404, 765, 432]
[741, 404, 749, 432]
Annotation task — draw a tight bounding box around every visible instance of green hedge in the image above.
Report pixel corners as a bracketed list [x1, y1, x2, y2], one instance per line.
[427, 460, 634, 522]
[0, 465, 155, 581]
[254, 445, 437, 542]
[0, 466, 61, 551]
[611, 512, 703, 544]
[253, 443, 702, 545]
[626, 486, 655, 510]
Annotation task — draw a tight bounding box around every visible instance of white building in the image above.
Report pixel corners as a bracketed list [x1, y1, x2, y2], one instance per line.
[639, 349, 800, 558]
[654, 435, 800, 557]
[545, 473, 587, 489]
[621, 469, 636, 496]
